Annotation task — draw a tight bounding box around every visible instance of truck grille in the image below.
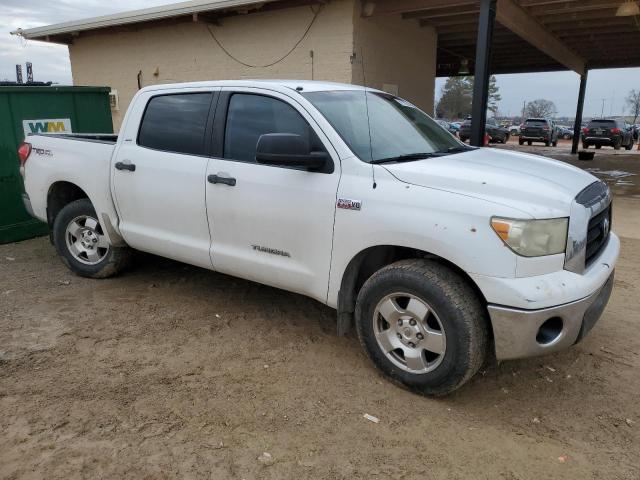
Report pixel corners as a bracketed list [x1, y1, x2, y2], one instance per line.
[585, 204, 611, 266]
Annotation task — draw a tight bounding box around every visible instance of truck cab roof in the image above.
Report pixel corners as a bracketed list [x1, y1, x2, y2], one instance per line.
[138, 79, 373, 95]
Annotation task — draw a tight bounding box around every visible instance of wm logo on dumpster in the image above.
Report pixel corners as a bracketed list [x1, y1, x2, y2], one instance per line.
[22, 118, 72, 138]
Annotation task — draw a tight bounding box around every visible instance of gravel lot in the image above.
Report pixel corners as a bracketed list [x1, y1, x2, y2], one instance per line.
[1, 151, 639, 479]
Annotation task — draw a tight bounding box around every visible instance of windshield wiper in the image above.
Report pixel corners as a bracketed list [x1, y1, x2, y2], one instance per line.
[370, 153, 439, 165]
[444, 145, 474, 153]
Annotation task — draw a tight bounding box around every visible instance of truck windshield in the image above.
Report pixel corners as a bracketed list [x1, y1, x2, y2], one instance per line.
[302, 90, 465, 163]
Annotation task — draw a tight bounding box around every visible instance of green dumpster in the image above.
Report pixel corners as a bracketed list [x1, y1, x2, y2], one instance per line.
[0, 85, 113, 244]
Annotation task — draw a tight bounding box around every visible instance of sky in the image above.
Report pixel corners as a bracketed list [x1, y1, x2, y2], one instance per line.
[3, 0, 640, 119]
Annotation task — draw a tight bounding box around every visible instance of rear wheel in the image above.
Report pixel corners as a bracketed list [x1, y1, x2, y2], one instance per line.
[518, 138, 524, 146]
[459, 136, 468, 143]
[527, 140, 532, 146]
[53, 198, 132, 278]
[552, 139, 558, 147]
[595, 144, 602, 149]
[355, 259, 488, 396]
[614, 138, 622, 150]
[583, 142, 589, 149]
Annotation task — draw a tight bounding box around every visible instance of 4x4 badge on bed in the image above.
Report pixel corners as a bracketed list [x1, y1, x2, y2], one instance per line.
[337, 198, 362, 211]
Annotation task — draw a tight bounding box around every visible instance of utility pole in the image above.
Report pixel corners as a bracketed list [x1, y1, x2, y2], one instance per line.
[601, 98, 606, 118]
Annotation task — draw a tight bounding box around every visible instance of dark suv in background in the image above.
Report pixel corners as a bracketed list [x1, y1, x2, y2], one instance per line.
[519, 118, 558, 146]
[582, 119, 634, 150]
[459, 117, 510, 143]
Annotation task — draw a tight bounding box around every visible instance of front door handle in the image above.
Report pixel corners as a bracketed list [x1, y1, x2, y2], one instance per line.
[115, 161, 136, 172]
[208, 174, 236, 186]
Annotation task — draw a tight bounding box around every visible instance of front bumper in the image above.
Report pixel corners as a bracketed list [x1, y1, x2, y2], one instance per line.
[488, 272, 614, 360]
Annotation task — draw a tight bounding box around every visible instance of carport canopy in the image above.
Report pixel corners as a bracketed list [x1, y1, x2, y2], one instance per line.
[372, 0, 640, 150]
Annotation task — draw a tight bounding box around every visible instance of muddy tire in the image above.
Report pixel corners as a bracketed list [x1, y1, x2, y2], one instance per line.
[355, 259, 489, 396]
[53, 198, 132, 279]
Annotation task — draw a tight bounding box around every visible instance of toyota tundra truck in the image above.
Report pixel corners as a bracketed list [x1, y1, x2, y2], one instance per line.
[18, 80, 618, 395]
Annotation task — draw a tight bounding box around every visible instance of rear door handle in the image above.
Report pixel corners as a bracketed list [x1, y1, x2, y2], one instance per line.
[208, 174, 236, 186]
[115, 161, 136, 172]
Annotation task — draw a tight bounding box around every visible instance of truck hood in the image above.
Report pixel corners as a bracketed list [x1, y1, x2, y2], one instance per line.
[382, 148, 597, 218]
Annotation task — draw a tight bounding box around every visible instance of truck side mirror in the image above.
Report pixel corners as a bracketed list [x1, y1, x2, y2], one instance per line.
[256, 133, 328, 171]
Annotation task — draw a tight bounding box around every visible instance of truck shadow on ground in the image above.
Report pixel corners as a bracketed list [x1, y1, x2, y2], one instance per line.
[126, 250, 621, 411]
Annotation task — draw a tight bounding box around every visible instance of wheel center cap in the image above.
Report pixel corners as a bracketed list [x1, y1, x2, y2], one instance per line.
[402, 327, 414, 339]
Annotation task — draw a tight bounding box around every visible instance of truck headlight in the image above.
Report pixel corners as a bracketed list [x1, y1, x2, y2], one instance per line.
[491, 217, 568, 257]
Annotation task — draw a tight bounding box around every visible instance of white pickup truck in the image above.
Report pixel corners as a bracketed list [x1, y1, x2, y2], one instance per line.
[19, 80, 618, 395]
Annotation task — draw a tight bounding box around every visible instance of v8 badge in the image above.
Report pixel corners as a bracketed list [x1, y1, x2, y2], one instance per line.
[337, 198, 362, 211]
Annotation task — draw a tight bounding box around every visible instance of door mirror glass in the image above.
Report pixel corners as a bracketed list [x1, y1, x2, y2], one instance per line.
[256, 133, 328, 170]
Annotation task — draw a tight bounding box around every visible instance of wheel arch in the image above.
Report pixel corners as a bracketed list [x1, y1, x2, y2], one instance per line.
[336, 245, 489, 337]
[47, 181, 89, 230]
[46, 181, 125, 247]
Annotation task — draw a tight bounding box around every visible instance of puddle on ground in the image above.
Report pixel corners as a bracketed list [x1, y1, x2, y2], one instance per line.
[585, 168, 636, 187]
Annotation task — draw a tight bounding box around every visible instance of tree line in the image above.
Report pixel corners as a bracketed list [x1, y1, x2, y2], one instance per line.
[436, 76, 640, 124]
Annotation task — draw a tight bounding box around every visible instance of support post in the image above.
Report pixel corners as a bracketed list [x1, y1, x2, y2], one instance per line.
[470, 0, 497, 147]
[571, 71, 588, 154]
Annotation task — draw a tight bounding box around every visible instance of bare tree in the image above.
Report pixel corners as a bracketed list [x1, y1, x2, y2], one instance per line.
[524, 99, 557, 118]
[626, 89, 640, 124]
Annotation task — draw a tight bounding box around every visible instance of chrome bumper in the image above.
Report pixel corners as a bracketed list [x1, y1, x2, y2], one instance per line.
[487, 273, 614, 360]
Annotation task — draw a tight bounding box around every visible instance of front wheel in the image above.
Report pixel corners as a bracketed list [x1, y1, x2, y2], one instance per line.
[355, 259, 489, 396]
[53, 198, 132, 278]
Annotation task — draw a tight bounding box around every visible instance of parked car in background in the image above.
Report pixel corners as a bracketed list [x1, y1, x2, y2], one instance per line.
[509, 125, 521, 136]
[459, 117, 510, 143]
[558, 126, 573, 140]
[632, 124, 639, 142]
[436, 119, 458, 136]
[19, 80, 618, 396]
[582, 119, 634, 150]
[449, 121, 461, 135]
[519, 118, 559, 147]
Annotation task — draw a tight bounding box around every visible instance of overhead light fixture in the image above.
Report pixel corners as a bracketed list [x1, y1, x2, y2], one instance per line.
[361, 1, 376, 17]
[458, 58, 470, 75]
[616, 1, 640, 16]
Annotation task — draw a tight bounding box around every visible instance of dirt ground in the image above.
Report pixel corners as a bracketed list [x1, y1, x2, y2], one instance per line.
[1, 151, 639, 479]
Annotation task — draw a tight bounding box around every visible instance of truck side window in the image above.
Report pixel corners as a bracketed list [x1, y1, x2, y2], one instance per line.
[138, 93, 212, 156]
[224, 94, 323, 163]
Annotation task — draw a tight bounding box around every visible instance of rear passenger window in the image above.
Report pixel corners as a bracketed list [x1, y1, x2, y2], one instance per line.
[138, 93, 212, 155]
[224, 94, 321, 163]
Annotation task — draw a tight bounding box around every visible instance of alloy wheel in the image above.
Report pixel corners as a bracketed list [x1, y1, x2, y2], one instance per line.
[373, 293, 446, 374]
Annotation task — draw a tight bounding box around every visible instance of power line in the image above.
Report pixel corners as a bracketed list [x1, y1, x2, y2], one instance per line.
[205, 5, 323, 69]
